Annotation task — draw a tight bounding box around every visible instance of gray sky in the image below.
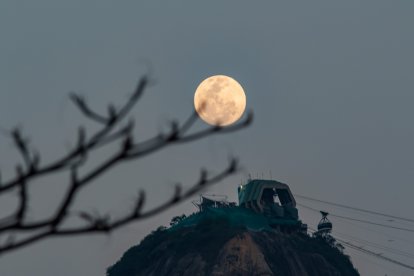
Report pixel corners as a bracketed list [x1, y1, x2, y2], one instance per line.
[0, 1, 413, 275]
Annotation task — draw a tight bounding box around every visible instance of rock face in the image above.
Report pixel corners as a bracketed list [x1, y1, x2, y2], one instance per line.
[107, 210, 359, 276]
[211, 233, 273, 276]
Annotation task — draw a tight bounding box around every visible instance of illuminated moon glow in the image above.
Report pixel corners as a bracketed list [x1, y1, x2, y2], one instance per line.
[194, 75, 246, 126]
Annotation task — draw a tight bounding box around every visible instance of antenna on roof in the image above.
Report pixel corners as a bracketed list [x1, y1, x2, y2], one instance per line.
[269, 170, 273, 179]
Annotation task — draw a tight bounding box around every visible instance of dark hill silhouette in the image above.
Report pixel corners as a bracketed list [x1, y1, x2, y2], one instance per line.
[107, 207, 359, 276]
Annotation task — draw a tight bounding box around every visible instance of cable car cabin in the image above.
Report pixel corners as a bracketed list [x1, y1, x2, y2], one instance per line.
[317, 211, 332, 234]
[318, 221, 333, 232]
[238, 179, 299, 221]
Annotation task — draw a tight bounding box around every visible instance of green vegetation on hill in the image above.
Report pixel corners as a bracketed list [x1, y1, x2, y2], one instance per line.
[170, 206, 273, 231]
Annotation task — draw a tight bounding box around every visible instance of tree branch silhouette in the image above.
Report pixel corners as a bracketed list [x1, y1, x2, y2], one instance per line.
[0, 75, 252, 254]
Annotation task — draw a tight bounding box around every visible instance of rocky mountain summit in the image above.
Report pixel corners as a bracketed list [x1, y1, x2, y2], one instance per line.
[107, 207, 359, 276]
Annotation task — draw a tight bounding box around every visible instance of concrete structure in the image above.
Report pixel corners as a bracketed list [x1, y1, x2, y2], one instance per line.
[238, 179, 299, 220]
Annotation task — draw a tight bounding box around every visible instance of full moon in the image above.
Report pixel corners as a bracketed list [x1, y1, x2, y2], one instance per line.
[194, 75, 246, 126]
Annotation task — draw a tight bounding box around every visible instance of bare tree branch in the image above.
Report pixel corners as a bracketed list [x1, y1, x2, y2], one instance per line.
[0, 158, 240, 254]
[0, 75, 252, 255]
[0, 77, 148, 193]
